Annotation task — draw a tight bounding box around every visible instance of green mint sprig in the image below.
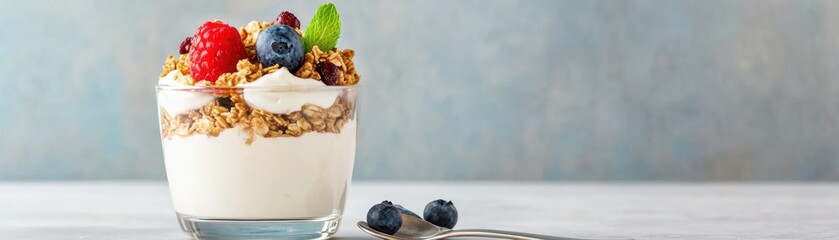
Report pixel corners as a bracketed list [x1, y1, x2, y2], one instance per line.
[303, 3, 341, 52]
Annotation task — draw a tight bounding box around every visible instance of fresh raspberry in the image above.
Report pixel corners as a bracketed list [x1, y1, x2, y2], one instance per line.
[188, 21, 247, 82]
[276, 11, 301, 29]
[178, 36, 192, 54]
[316, 61, 340, 86]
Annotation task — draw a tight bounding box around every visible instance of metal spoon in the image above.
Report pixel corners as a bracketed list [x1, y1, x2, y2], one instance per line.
[358, 214, 625, 240]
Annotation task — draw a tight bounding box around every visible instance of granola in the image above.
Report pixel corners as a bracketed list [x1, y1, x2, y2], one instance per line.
[295, 46, 360, 85]
[160, 93, 355, 144]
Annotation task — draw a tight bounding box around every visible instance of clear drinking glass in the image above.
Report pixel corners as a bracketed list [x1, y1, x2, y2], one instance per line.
[156, 84, 358, 240]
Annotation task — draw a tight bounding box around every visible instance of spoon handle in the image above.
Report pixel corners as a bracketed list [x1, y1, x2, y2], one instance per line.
[442, 229, 601, 240]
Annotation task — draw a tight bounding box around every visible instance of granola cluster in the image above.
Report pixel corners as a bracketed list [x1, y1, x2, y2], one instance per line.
[159, 54, 192, 84]
[296, 46, 360, 85]
[160, 93, 355, 144]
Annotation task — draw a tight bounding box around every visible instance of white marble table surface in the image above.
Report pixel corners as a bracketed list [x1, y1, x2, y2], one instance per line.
[0, 181, 837, 240]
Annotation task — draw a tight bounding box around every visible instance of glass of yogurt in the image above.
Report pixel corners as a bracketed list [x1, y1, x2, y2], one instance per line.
[156, 79, 358, 239]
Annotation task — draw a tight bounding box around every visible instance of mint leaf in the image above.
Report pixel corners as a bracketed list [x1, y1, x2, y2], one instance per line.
[303, 3, 341, 52]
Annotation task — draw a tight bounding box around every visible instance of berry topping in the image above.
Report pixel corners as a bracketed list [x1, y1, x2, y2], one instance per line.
[316, 61, 340, 85]
[367, 200, 402, 235]
[256, 25, 305, 71]
[423, 199, 458, 229]
[188, 21, 247, 82]
[276, 11, 301, 29]
[179, 36, 193, 54]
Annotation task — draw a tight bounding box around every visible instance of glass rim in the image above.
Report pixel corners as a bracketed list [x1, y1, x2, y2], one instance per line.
[156, 84, 360, 92]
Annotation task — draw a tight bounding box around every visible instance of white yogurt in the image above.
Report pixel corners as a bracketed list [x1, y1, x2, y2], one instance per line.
[157, 68, 336, 115]
[157, 70, 214, 116]
[161, 120, 357, 219]
[240, 67, 339, 114]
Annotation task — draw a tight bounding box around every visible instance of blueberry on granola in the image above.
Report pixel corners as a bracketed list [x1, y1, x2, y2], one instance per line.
[256, 25, 304, 71]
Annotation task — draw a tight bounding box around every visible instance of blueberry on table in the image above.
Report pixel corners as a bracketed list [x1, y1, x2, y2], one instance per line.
[256, 25, 304, 72]
[423, 199, 458, 229]
[367, 201, 402, 235]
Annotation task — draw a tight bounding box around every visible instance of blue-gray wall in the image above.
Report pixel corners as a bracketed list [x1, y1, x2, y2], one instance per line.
[1, 0, 838, 180]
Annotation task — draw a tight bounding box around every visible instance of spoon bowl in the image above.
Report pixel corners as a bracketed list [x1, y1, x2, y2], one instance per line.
[357, 214, 628, 240]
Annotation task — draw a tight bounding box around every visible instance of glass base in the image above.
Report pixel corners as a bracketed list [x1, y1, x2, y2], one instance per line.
[176, 213, 341, 240]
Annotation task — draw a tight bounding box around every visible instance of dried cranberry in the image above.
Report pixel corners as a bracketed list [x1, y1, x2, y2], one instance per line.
[276, 11, 301, 29]
[178, 36, 193, 54]
[316, 62, 340, 86]
[217, 96, 234, 109]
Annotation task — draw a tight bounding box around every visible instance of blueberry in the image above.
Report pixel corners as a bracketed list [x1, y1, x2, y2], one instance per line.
[423, 199, 458, 229]
[367, 201, 402, 235]
[256, 25, 304, 72]
[394, 204, 420, 219]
